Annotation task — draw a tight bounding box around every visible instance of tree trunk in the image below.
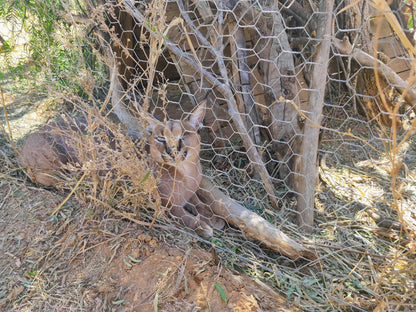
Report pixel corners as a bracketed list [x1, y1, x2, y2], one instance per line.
[293, 0, 335, 233]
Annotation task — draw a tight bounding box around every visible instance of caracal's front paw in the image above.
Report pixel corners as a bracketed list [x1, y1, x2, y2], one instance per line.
[170, 206, 214, 239]
[183, 215, 213, 238]
[195, 221, 214, 239]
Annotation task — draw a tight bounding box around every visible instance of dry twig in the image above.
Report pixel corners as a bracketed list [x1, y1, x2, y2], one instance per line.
[121, 0, 280, 208]
[198, 177, 317, 260]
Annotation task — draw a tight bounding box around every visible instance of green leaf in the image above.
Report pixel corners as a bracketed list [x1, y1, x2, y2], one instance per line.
[195, 268, 206, 276]
[0, 40, 11, 52]
[112, 299, 124, 305]
[246, 204, 262, 211]
[123, 258, 132, 268]
[154, 292, 159, 312]
[286, 284, 296, 299]
[408, 16, 414, 29]
[146, 20, 157, 33]
[128, 255, 142, 263]
[234, 137, 242, 145]
[305, 278, 320, 286]
[304, 288, 322, 303]
[139, 170, 152, 184]
[184, 275, 189, 294]
[214, 283, 227, 303]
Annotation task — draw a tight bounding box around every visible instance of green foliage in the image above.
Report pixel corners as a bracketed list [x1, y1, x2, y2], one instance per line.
[26, 1, 85, 93]
[139, 170, 153, 184]
[1, 0, 98, 99]
[0, 40, 12, 52]
[214, 283, 227, 303]
[404, 1, 416, 30]
[408, 16, 413, 29]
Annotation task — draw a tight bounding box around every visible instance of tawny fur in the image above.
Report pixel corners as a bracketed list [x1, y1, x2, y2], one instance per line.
[20, 103, 224, 238]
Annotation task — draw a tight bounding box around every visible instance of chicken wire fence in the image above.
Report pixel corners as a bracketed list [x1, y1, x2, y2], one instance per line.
[1, 0, 416, 310]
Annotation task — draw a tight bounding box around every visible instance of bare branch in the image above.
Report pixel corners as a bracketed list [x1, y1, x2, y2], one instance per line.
[370, 0, 416, 58]
[231, 25, 262, 146]
[332, 36, 416, 107]
[121, 0, 280, 208]
[95, 38, 143, 137]
[198, 177, 317, 261]
[108, 62, 143, 137]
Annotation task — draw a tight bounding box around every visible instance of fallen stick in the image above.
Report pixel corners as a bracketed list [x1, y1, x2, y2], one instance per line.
[197, 177, 317, 261]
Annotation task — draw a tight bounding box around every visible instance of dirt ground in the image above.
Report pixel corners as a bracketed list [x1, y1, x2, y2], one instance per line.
[0, 177, 299, 312]
[0, 68, 305, 311]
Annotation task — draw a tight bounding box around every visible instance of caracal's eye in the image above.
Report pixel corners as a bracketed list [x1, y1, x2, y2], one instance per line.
[155, 136, 166, 143]
[177, 137, 183, 151]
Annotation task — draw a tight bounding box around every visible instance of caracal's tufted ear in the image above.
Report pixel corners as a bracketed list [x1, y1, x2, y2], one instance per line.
[144, 115, 160, 136]
[187, 100, 206, 130]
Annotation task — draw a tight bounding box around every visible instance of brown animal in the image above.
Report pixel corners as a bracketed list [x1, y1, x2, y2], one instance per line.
[20, 102, 224, 238]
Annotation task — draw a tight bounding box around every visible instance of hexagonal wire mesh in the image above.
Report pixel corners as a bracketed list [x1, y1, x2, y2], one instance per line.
[2, 0, 416, 310]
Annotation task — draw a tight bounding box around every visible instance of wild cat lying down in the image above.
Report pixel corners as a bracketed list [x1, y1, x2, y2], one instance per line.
[20, 101, 224, 238]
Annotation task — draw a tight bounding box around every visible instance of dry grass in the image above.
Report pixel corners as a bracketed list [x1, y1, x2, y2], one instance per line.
[47, 115, 163, 225]
[3, 74, 416, 312]
[2, 2, 416, 311]
[0, 165, 294, 312]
